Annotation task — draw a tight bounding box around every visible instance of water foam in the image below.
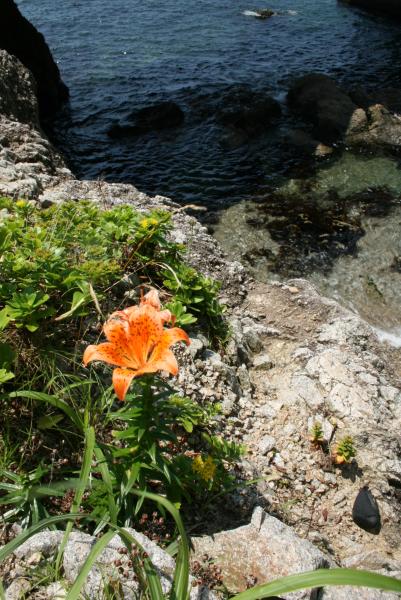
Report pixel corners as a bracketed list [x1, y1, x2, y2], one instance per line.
[374, 327, 401, 348]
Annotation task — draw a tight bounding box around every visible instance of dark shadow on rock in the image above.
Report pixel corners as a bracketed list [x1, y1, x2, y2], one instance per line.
[0, 0, 69, 119]
[338, 461, 363, 483]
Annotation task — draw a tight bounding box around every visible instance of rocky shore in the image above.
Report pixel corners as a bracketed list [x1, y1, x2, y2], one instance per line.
[1, 13, 401, 600]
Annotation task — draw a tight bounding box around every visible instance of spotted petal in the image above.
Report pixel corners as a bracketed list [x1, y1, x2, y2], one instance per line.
[103, 317, 140, 369]
[126, 305, 164, 365]
[83, 343, 127, 368]
[137, 348, 179, 377]
[112, 367, 137, 401]
[159, 327, 190, 348]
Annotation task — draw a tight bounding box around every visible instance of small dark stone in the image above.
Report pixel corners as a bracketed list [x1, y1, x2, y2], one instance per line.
[352, 486, 381, 534]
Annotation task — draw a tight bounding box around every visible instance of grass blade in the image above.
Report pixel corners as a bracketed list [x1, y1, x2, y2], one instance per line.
[10, 390, 83, 430]
[0, 513, 87, 563]
[65, 529, 116, 600]
[232, 568, 401, 600]
[116, 528, 164, 600]
[130, 490, 189, 600]
[93, 444, 118, 524]
[56, 426, 95, 573]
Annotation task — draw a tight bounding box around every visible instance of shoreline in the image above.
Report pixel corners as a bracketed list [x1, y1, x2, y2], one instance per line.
[1, 14, 401, 598]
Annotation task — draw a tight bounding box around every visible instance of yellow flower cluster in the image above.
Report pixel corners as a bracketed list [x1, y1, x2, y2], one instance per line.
[192, 455, 216, 481]
[140, 217, 159, 229]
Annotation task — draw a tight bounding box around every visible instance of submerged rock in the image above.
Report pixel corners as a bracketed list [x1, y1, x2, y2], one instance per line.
[108, 102, 184, 138]
[0, 0, 69, 118]
[287, 73, 358, 143]
[218, 88, 281, 137]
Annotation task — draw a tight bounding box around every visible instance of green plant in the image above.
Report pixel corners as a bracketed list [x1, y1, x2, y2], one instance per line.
[163, 263, 226, 340]
[1, 491, 401, 600]
[0, 464, 63, 527]
[309, 421, 324, 446]
[333, 435, 356, 464]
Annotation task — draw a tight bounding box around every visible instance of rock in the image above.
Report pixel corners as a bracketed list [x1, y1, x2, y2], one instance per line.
[108, 102, 184, 138]
[44, 582, 67, 599]
[192, 506, 334, 598]
[0, 51, 73, 198]
[252, 353, 274, 370]
[258, 434, 276, 454]
[252, 8, 275, 19]
[321, 585, 400, 600]
[345, 103, 401, 151]
[188, 336, 205, 359]
[352, 487, 381, 534]
[10, 528, 215, 600]
[217, 87, 281, 137]
[5, 578, 31, 600]
[14, 530, 64, 559]
[339, 0, 401, 20]
[0, 0, 68, 118]
[241, 280, 401, 570]
[284, 129, 333, 157]
[287, 73, 358, 143]
[0, 50, 39, 125]
[314, 142, 334, 157]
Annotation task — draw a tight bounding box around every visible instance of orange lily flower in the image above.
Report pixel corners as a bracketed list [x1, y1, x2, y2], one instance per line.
[83, 289, 190, 401]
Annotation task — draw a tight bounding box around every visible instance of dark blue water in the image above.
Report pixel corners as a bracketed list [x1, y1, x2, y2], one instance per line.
[17, 0, 401, 205]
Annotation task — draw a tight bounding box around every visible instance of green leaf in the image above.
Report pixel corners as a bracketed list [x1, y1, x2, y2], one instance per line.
[0, 513, 87, 563]
[231, 569, 401, 600]
[66, 529, 116, 600]
[0, 308, 11, 331]
[56, 426, 95, 573]
[131, 490, 190, 600]
[0, 342, 15, 368]
[0, 368, 14, 384]
[55, 287, 90, 321]
[93, 445, 118, 525]
[38, 413, 64, 430]
[10, 390, 83, 431]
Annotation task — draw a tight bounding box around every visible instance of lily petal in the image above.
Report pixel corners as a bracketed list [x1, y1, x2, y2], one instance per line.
[103, 317, 140, 369]
[137, 348, 179, 377]
[142, 289, 161, 310]
[83, 343, 127, 368]
[159, 327, 190, 348]
[127, 305, 164, 364]
[112, 367, 137, 401]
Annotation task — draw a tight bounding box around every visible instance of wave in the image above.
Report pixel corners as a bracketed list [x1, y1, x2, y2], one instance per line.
[242, 9, 298, 17]
[374, 326, 401, 348]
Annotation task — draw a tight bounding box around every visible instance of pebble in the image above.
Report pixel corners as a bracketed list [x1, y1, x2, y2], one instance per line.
[259, 435, 276, 455]
[252, 353, 274, 370]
